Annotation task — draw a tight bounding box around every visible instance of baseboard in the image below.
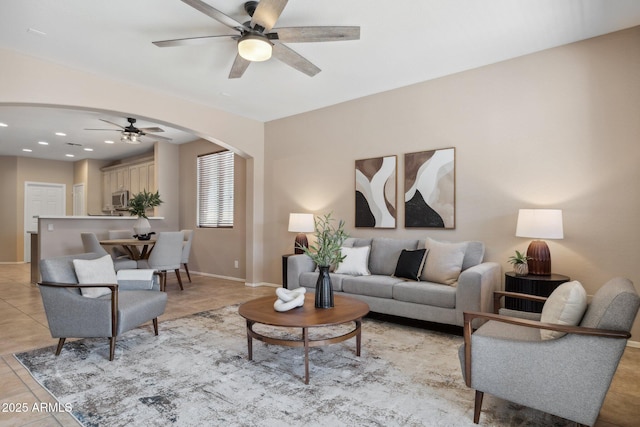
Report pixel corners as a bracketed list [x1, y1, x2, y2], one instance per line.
[245, 282, 280, 288]
[0, 262, 27, 265]
[188, 270, 245, 283]
[627, 340, 640, 348]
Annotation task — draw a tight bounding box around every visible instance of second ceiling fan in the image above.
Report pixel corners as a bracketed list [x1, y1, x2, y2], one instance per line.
[153, 0, 360, 78]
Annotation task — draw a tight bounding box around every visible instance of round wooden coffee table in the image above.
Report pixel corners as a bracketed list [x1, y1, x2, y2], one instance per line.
[238, 293, 370, 384]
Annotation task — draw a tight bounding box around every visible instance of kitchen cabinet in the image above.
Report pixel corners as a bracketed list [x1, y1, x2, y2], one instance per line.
[101, 158, 155, 211]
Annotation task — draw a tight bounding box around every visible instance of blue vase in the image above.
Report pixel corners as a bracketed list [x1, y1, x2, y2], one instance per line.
[315, 266, 334, 308]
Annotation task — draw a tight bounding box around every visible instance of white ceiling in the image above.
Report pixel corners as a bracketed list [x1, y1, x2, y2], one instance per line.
[1, 0, 640, 161]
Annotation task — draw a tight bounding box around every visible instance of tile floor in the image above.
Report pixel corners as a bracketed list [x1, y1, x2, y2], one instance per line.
[0, 263, 638, 426]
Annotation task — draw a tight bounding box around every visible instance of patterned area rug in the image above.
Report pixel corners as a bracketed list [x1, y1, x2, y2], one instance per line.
[15, 305, 572, 426]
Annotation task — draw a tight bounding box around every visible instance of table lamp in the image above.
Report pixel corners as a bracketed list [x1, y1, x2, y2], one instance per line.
[288, 213, 315, 254]
[515, 209, 563, 275]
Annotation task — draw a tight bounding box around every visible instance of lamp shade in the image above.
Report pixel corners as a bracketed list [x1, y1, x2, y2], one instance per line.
[515, 209, 564, 239]
[288, 213, 315, 233]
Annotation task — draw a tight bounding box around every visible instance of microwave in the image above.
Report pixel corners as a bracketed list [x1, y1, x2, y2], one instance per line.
[112, 190, 129, 210]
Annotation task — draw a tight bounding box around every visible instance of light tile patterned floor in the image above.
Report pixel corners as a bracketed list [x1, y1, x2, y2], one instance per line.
[0, 263, 638, 426]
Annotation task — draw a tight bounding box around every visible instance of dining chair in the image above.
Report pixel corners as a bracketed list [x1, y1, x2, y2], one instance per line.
[180, 229, 194, 283]
[80, 233, 137, 271]
[137, 231, 184, 291]
[108, 229, 134, 259]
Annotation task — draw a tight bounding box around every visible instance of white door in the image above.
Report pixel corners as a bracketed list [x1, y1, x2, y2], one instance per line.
[24, 182, 66, 262]
[73, 183, 86, 216]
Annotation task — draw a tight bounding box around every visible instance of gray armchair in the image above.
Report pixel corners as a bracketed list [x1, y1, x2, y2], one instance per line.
[459, 277, 639, 426]
[39, 252, 168, 361]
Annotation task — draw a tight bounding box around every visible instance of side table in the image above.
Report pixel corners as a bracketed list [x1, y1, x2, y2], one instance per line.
[282, 254, 294, 289]
[504, 272, 570, 313]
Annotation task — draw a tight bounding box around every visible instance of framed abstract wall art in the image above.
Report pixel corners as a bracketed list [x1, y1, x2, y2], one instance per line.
[404, 147, 455, 228]
[355, 155, 397, 228]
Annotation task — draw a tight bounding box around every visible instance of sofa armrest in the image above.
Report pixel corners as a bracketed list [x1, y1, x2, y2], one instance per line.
[455, 262, 501, 326]
[287, 254, 315, 289]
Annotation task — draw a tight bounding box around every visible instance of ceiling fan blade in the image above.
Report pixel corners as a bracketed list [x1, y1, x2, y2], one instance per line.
[251, 0, 288, 32]
[153, 34, 236, 48]
[138, 127, 165, 133]
[275, 26, 360, 43]
[99, 119, 125, 129]
[84, 128, 121, 131]
[272, 42, 320, 77]
[180, 0, 245, 30]
[229, 54, 251, 79]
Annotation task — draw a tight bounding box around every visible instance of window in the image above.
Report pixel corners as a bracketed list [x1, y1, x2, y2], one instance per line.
[197, 150, 234, 228]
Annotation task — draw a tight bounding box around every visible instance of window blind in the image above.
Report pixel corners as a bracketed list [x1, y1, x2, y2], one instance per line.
[197, 150, 234, 228]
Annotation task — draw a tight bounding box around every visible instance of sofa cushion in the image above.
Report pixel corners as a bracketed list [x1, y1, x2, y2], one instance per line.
[342, 275, 404, 299]
[393, 281, 456, 309]
[299, 272, 348, 292]
[73, 254, 117, 298]
[540, 280, 587, 340]
[369, 238, 419, 276]
[393, 249, 428, 281]
[342, 237, 373, 248]
[420, 238, 467, 285]
[335, 246, 371, 276]
[461, 241, 485, 270]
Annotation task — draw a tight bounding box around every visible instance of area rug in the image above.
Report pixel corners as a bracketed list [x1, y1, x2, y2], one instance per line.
[15, 305, 572, 426]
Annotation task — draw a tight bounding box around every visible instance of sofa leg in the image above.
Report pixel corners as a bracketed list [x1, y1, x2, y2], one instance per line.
[153, 318, 159, 336]
[55, 338, 66, 356]
[474, 390, 484, 423]
[109, 337, 116, 361]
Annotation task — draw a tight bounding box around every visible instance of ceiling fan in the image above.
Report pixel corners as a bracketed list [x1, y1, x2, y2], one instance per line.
[153, 0, 360, 78]
[85, 118, 172, 144]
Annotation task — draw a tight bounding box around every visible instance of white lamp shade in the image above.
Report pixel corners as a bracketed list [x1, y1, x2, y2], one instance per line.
[288, 213, 315, 233]
[515, 209, 564, 239]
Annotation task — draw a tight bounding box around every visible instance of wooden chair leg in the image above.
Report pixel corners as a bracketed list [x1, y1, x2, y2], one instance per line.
[153, 318, 159, 336]
[109, 336, 116, 361]
[55, 338, 66, 356]
[175, 269, 184, 290]
[159, 271, 167, 292]
[474, 390, 484, 424]
[183, 263, 192, 282]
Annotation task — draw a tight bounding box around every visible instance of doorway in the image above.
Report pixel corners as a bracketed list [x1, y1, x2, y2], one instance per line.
[24, 182, 66, 262]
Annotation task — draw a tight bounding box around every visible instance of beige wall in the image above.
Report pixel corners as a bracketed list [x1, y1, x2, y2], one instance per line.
[264, 27, 640, 337]
[179, 139, 247, 280]
[0, 157, 19, 261]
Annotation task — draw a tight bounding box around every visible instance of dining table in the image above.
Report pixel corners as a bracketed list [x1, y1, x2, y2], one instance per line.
[99, 238, 157, 260]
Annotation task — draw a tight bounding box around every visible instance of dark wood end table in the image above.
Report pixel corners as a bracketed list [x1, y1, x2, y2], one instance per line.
[504, 272, 570, 312]
[238, 293, 370, 384]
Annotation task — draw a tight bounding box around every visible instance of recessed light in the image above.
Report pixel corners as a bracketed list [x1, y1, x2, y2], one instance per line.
[65, 154, 75, 158]
[105, 140, 115, 144]
[0, 123, 8, 127]
[22, 148, 33, 152]
[84, 148, 94, 152]
[38, 141, 49, 145]
[55, 132, 66, 136]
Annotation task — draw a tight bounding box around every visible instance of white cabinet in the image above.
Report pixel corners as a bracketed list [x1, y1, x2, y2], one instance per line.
[102, 159, 155, 211]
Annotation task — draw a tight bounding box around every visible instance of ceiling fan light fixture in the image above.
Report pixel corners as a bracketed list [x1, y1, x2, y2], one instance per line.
[238, 33, 272, 62]
[121, 131, 141, 144]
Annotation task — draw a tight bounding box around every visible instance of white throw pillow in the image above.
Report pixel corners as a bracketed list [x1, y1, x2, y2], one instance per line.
[73, 255, 118, 298]
[540, 280, 588, 340]
[420, 238, 467, 285]
[334, 246, 371, 276]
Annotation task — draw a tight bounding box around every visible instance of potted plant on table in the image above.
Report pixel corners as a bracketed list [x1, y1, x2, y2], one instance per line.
[508, 249, 531, 276]
[299, 212, 349, 308]
[128, 190, 163, 240]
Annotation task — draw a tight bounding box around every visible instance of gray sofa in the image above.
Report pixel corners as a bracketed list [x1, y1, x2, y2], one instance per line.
[287, 237, 501, 327]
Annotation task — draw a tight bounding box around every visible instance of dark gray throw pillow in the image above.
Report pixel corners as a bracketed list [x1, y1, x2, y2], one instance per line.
[394, 248, 428, 281]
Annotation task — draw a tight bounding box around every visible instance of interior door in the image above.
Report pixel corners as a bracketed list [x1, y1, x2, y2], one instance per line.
[73, 183, 86, 216]
[24, 182, 66, 262]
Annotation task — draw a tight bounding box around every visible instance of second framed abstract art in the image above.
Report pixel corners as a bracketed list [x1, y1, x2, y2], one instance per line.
[404, 147, 455, 229]
[355, 155, 397, 228]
